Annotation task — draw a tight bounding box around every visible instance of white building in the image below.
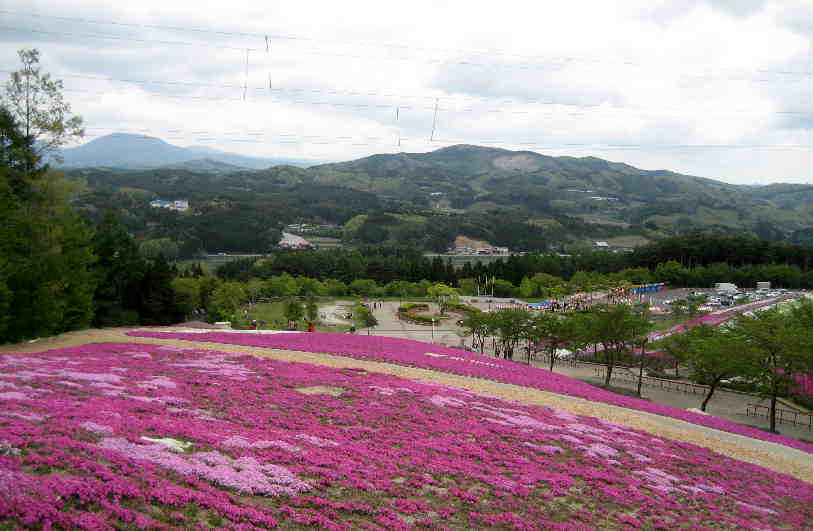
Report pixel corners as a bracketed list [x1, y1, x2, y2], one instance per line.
[150, 199, 189, 212]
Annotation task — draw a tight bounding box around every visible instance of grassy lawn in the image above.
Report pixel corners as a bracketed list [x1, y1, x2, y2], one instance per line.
[245, 300, 351, 333]
[650, 315, 687, 333]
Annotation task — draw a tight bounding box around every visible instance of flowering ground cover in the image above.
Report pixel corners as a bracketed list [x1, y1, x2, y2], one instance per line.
[1, 343, 812, 529]
[128, 330, 813, 455]
[648, 296, 799, 342]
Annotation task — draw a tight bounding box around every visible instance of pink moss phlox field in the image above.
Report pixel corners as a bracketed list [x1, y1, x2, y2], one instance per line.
[1, 345, 812, 529]
[127, 330, 813, 455]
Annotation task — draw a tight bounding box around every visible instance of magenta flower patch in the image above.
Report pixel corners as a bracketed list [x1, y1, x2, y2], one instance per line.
[1, 343, 811, 529]
[127, 330, 813, 454]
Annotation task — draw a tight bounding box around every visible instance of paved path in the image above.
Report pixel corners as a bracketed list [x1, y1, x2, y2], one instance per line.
[358, 301, 467, 347]
[539, 361, 813, 442]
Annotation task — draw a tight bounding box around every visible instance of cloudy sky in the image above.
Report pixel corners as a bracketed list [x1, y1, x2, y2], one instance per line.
[2, 0, 812, 184]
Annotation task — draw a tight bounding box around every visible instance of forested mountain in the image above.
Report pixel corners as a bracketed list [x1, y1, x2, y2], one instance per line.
[57, 133, 318, 170]
[67, 142, 813, 255]
[308, 144, 802, 235]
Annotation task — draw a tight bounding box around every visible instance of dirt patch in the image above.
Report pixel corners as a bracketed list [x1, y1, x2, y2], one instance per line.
[295, 386, 346, 397]
[492, 154, 540, 171]
[453, 235, 491, 249]
[607, 235, 651, 248]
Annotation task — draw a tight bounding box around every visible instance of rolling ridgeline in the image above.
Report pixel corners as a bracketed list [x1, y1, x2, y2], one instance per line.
[66, 136, 813, 255]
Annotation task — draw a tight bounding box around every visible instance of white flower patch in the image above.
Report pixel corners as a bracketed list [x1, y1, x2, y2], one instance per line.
[429, 395, 468, 408]
[295, 434, 339, 448]
[140, 436, 192, 452]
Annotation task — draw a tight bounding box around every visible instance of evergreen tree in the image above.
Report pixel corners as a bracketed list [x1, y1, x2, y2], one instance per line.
[138, 256, 181, 325]
[92, 212, 145, 326]
[0, 50, 95, 343]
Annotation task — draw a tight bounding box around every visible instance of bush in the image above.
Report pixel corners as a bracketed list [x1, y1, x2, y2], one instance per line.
[398, 303, 429, 313]
[447, 302, 481, 315]
[352, 302, 378, 328]
[407, 314, 436, 325]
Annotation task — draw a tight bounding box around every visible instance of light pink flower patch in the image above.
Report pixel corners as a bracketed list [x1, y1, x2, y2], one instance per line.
[428, 395, 467, 408]
[584, 443, 619, 458]
[80, 422, 114, 436]
[524, 442, 563, 455]
[737, 501, 777, 515]
[99, 438, 309, 496]
[295, 434, 339, 448]
[137, 376, 177, 389]
[59, 371, 122, 384]
[0, 392, 29, 400]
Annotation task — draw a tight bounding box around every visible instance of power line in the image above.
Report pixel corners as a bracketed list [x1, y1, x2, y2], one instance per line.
[0, 26, 260, 51]
[57, 84, 813, 119]
[5, 67, 813, 117]
[4, 9, 813, 80]
[5, 20, 813, 81]
[74, 129, 813, 151]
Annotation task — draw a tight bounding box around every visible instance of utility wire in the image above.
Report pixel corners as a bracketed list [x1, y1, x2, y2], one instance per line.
[5, 21, 813, 80]
[4, 9, 813, 79]
[0, 26, 261, 51]
[75, 129, 813, 151]
[4, 68, 812, 116]
[58, 84, 813, 118]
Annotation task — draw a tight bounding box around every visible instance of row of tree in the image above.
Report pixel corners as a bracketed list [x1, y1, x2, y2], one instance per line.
[216, 245, 813, 290]
[459, 299, 813, 433]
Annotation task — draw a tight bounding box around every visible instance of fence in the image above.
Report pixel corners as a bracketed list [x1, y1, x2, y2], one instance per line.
[592, 366, 713, 395]
[746, 404, 813, 431]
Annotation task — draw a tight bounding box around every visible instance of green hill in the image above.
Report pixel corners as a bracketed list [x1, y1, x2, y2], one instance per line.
[68, 144, 813, 254]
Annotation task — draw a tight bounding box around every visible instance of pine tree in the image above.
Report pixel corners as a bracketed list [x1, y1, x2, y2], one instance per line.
[0, 50, 95, 343]
[138, 256, 181, 326]
[92, 212, 145, 326]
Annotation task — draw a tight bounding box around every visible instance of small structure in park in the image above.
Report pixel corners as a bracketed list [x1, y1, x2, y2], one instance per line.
[149, 199, 189, 212]
[715, 282, 738, 294]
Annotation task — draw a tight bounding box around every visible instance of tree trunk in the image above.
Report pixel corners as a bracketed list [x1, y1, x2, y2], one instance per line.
[604, 349, 614, 387]
[637, 348, 645, 397]
[548, 347, 555, 372]
[700, 381, 718, 411]
[769, 389, 778, 434]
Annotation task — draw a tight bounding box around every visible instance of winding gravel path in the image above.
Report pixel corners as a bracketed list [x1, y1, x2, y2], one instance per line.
[3, 327, 812, 484]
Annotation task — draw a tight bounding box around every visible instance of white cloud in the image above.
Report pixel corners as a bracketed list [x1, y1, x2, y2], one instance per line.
[0, 0, 811, 183]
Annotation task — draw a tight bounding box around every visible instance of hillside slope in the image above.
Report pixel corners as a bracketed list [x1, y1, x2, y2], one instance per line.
[1, 330, 811, 529]
[310, 144, 811, 240]
[66, 143, 813, 251]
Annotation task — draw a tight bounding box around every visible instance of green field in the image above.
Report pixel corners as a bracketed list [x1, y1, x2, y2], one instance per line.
[177, 254, 266, 274]
[245, 300, 351, 333]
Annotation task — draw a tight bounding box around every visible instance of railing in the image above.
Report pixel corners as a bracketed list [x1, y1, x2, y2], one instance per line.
[539, 354, 635, 371]
[592, 366, 712, 395]
[746, 404, 813, 431]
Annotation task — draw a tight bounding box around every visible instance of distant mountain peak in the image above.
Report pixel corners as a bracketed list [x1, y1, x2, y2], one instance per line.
[57, 133, 321, 170]
[432, 144, 509, 153]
